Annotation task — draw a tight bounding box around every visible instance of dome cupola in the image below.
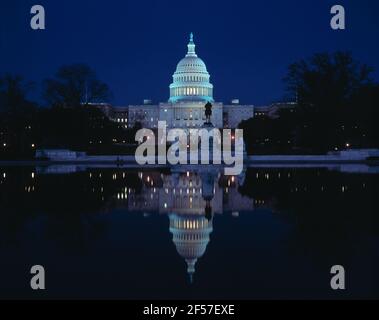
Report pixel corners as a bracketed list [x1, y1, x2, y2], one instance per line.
[169, 33, 214, 103]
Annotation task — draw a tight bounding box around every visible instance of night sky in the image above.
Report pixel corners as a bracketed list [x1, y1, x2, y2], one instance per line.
[1, 0, 379, 106]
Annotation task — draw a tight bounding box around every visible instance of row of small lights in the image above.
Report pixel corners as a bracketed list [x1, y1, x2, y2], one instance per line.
[2, 143, 36, 148]
[0, 170, 363, 195]
[0, 142, 353, 149]
[1, 172, 35, 179]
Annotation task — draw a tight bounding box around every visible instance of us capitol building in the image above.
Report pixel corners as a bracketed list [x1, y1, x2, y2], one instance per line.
[96, 33, 256, 129]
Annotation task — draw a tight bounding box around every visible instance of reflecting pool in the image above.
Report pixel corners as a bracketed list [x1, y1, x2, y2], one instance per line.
[0, 165, 378, 299]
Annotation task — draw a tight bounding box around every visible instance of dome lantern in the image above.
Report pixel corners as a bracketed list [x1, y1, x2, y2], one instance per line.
[186, 32, 197, 57]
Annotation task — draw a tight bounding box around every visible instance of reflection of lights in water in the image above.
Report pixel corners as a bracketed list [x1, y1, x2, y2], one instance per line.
[117, 192, 128, 200]
[24, 186, 35, 193]
[31, 172, 35, 179]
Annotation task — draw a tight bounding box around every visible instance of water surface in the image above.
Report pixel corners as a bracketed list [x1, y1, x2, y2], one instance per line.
[0, 165, 378, 299]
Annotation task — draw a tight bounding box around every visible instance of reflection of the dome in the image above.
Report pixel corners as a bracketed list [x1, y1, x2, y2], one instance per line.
[114, 167, 252, 281]
[161, 168, 237, 282]
[169, 213, 213, 283]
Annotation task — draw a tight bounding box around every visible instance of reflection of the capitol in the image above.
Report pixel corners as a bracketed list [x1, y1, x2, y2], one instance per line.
[169, 213, 212, 283]
[115, 167, 252, 282]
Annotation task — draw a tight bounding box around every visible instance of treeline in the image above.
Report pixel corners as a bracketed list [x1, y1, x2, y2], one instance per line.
[1, 53, 379, 159]
[240, 52, 379, 154]
[0, 64, 138, 159]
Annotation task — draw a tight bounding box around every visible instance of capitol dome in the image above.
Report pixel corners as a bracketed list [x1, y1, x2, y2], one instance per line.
[169, 33, 214, 103]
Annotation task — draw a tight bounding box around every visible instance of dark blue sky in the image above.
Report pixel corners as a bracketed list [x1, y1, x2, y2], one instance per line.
[1, 0, 379, 106]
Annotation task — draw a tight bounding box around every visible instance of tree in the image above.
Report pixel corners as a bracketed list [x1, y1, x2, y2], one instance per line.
[0, 74, 38, 158]
[0, 74, 35, 115]
[44, 64, 111, 108]
[239, 111, 296, 155]
[284, 52, 374, 152]
[35, 106, 122, 150]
